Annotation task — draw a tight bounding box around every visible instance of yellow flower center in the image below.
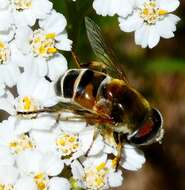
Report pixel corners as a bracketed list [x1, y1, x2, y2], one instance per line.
[0, 184, 14, 190]
[9, 134, 34, 154]
[31, 29, 57, 58]
[0, 41, 10, 65]
[13, 0, 32, 10]
[139, 0, 168, 24]
[56, 133, 79, 156]
[34, 173, 49, 190]
[84, 163, 107, 189]
[17, 96, 40, 118]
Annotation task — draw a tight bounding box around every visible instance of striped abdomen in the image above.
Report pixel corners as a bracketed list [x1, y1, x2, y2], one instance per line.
[55, 69, 107, 110]
[55, 68, 149, 126]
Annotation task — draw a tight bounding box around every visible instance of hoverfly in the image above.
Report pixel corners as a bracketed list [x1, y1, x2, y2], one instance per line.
[17, 17, 164, 168]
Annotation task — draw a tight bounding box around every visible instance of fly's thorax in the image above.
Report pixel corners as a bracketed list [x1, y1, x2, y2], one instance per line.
[96, 78, 150, 131]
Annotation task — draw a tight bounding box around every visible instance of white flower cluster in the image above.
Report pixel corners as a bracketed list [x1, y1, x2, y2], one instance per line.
[0, 1, 147, 190]
[93, 0, 180, 48]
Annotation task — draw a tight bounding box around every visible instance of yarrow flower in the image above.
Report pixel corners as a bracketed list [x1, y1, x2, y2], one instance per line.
[10, 0, 53, 26]
[119, 0, 180, 48]
[15, 10, 72, 81]
[90, 0, 180, 48]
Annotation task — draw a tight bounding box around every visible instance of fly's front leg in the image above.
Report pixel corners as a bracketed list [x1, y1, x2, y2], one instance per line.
[112, 133, 124, 171]
[103, 130, 124, 171]
[56, 113, 61, 124]
[114, 139, 123, 171]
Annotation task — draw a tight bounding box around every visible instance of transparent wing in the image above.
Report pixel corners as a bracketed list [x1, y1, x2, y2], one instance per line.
[17, 101, 113, 124]
[85, 17, 128, 81]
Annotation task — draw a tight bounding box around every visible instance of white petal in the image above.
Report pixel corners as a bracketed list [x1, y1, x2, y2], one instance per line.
[117, 0, 135, 17]
[119, 11, 143, 32]
[0, 11, 13, 31]
[14, 10, 36, 26]
[55, 37, 72, 51]
[0, 63, 20, 88]
[47, 54, 68, 81]
[10, 43, 33, 68]
[40, 152, 64, 176]
[32, 116, 56, 130]
[49, 177, 71, 190]
[0, 116, 16, 145]
[148, 26, 160, 48]
[71, 160, 84, 180]
[159, 0, 180, 12]
[32, 78, 55, 104]
[17, 71, 40, 97]
[88, 134, 104, 156]
[156, 19, 175, 39]
[0, 146, 15, 166]
[108, 170, 123, 188]
[30, 130, 56, 153]
[82, 153, 107, 168]
[14, 176, 37, 190]
[39, 11, 67, 34]
[34, 57, 48, 77]
[0, 0, 9, 9]
[15, 26, 32, 54]
[135, 24, 150, 48]
[32, 0, 53, 19]
[135, 0, 147, 7]
[0, 90, 15, 115]
[16, 150, 42, 174]
[79, 127, 94, 155]
[93, 0, 117, 16]
[121, 144, 145, 171]
[15, 116, 56, 134]
[167, 14, 181, 24]
[0, 165, 19, 185]
[58, 115, 86, 133]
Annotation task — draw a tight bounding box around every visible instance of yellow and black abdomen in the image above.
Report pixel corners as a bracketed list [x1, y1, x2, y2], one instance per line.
[55, 69, 107, 109]
[55, 69, 149, 127]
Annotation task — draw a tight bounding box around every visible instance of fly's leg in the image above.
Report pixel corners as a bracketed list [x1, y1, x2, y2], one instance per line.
[72, 50, 81, 69]
[112, 133, 123, 171]
[115, 138, 123, 171]
[56, 113, 61, 123]
[103, 130, 123, 171]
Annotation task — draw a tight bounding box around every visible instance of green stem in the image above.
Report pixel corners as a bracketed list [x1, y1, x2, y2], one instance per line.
[64, 0, 94, 48]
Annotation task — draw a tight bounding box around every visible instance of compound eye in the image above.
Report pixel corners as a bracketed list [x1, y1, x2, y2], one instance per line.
[127, 108, 163, 145]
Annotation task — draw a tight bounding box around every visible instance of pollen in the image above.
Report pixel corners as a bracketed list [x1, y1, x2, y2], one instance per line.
[159, 10, 168, 16]
[139, 0, 168, 24]
[0, 184, 14, 190]
[34, 173, 49, 190]
[22, 96, 31, 110]
[9, 134, 34, 154]
[84, 163, 107, 189]
[47, 47, 57, 54]
[96, 162, 106, 171]
[0, 41, 10, 65]
[14, 0, 32, 10]
[56, 133, 79, 156]
[18, 96, 39, 111]
[31, 29, 57, 58]
[45, 33, 56, 39]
